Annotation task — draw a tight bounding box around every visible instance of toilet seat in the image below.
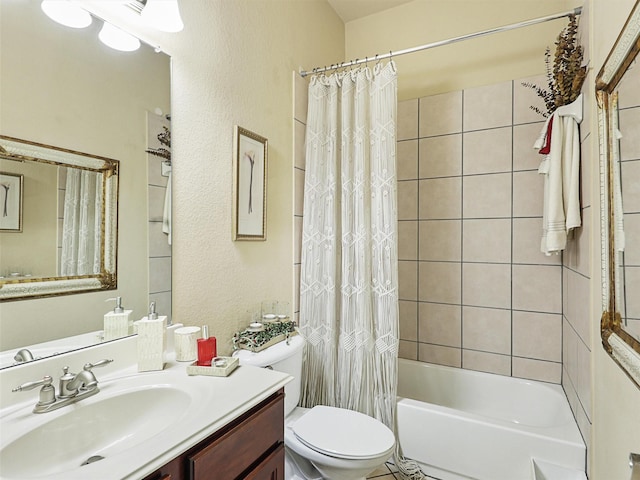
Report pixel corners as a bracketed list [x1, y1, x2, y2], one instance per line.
[290, 405, 395, 460]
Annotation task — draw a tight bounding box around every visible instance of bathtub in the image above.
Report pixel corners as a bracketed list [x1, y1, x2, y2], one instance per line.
[396, 359, 586, 480]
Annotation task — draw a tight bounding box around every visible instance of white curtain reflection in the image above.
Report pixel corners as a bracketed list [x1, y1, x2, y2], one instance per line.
[60, 169, 102, 275]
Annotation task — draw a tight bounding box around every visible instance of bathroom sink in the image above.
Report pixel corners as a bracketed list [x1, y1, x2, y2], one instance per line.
[0, 369, 213, 480]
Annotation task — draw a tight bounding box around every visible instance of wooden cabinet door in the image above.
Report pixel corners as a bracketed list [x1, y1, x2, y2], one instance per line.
[244, 444, 285, 480]
[189, 393, 284, 480]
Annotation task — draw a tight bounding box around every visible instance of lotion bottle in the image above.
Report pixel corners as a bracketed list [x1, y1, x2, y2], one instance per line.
[103, 296, 132, 341]
[136, 302, 167, 372]
[197, 325, 217, 366]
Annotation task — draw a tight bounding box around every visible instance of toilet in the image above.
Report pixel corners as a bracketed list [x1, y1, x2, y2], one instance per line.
[233, 334, 395, 480]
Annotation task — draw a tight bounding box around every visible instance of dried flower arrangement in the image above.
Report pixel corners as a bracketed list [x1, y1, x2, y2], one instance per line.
[146, 124, 172, 162]
[522, 14, 587, 117]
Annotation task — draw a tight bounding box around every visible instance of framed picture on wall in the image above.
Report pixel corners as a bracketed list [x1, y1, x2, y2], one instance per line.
[0, 171, 23, 232]
[233, 126, 268, 241]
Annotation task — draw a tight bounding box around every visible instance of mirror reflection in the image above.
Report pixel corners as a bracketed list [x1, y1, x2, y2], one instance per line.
[614, 58, 640, 341]
[0, 0, 171, 368]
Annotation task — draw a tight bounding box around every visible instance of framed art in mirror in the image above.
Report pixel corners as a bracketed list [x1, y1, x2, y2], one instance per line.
[0, 136, 119, 301]
[232, 126, 268, 241]
[596, 0, 640, 387]
[0, 171, 23, 232]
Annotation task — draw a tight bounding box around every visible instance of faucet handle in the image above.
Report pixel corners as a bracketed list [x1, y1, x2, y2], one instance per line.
[12, 376, 56, 407]
[83, 359, 113, 371]
[12, 375, 53, 392]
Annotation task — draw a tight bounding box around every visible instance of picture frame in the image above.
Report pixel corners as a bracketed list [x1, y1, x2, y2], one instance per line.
[0, 171, 23, 232]
[233, 126, 268, 241]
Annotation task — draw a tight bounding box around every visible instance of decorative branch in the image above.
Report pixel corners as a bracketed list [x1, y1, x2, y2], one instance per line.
[523, 14, 587, 117]
[146, 125, 172, 162]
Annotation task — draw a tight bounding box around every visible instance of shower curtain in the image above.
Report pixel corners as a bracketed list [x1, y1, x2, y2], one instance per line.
[299, 61, 424, 480]
[60, 168, 102, 276]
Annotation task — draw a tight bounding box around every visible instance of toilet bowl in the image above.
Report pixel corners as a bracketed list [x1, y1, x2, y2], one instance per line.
[233, 335, 395, 480]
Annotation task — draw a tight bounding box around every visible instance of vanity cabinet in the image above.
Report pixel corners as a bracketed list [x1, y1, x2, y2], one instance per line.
[142, 389, 284, 480]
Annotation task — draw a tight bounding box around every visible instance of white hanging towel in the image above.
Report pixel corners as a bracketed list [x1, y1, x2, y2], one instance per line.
[163, 171, 172, 245]
[536, 94, 582, 256]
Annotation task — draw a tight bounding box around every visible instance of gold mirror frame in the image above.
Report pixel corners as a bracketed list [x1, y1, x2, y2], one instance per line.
[596, 0, 640, 387]
[0, 136, 119, 301]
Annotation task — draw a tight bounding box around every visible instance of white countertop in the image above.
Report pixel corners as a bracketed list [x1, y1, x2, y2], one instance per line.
[0, 336, 291, 480]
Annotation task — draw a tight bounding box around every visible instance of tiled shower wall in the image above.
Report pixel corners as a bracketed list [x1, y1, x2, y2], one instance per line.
[396, 78, 566, 383]
[147, 112, 172, 324]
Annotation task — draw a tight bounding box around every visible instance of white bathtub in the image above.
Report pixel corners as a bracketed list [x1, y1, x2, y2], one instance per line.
[396, 359, 586, 480]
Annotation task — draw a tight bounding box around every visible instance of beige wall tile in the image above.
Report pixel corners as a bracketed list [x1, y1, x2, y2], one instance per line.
[419, 134, 462, 178]
[512, 264, 562, 313]
[512, 217, 561, 265]
[149, 221, 171, 258]
[514, 74, 548, 125]
[512, 357, 561, 383]
[295, 120, 306, 169]
[562, 210, 590, 276]
[462, 173, 511, 218]
[294, 168, 305, 216]
[513, 122, 545, 171]
[419, 219, 461, 261]
[512, 311, 562, 361]
[398, 180, 418, 220]
[419, 302, 461, 347]
[397, 140, 418, 180]
[419, 261, 461, 304]
[399, 300, 418, 341]
[619, 74, 640, 109]
[623, 267, 640, 318]
[462, 218, 511, 263]
[577, 341, 592, 420]
[463, 81, 512, 131]
[398, 221, 418, 260]
[621, 160, 640, 212]
[398, 99, 419, 141]
[399, 340, 418, 360]
[149, 256, 171, 294]
[512, 170, 544, 217]
[419, 343, 461, 368]
[462, 349, 511, 376]
[625, 213, 640, 265]
[462, 127, 512, 175]
[419, 90, 462, 137]
[419, 177, 461, 219]
[564, 268, 591, 343]
[462, 306, 511, 354]
[619, 107, 640, 161]
[148, 185, 166, 222]
[399, 260, 418, 301]
[294, 216, 303, 264]
[462, 263, 511, 309]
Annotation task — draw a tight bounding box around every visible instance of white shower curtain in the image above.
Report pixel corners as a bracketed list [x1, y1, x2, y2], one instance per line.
[299, 61, 424, 479]
[60, 168, 102, 276]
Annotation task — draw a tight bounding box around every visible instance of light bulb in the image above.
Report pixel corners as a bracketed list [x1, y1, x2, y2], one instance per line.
[98, 22, 141, 52]
[141, 0, 184, 33]
[41, 0, 92, 29]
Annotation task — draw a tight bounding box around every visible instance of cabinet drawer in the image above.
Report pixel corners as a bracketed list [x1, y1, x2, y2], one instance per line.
[189, 392, 284, 480]
[244, 444, 284, 480]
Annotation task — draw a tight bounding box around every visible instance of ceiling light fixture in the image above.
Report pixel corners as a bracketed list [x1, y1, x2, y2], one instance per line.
[98, 22, 141, 52]
[41, 0, 92, 29]
[141, 0, 184, 33]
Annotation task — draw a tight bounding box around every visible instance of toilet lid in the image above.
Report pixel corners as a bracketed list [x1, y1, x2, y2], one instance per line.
[291, 405, 395, 460]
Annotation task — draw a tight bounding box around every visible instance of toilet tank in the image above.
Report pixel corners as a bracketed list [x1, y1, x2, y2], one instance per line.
[233, 334, 304, 416]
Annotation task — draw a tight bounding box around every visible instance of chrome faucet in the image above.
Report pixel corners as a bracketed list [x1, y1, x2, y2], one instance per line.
[13, 348, 35, 364]
[12, 359, 113, 413]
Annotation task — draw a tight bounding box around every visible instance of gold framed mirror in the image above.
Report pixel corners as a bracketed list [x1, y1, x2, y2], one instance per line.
[0, 136, 119, 301]
[597, 0, 640, 387]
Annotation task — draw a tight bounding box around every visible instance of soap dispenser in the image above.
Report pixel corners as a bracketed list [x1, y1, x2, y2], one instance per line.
[136, 302, 167, 372]
[103, 296, 132, 341]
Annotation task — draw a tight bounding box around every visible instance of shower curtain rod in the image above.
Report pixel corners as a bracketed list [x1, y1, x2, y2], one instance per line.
[299, 6, 582, 77]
